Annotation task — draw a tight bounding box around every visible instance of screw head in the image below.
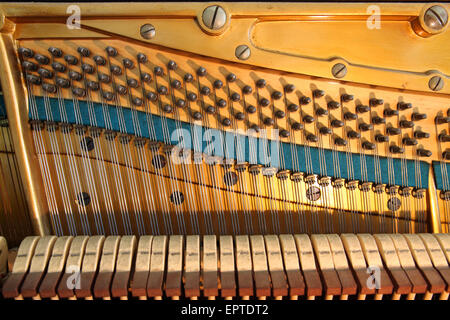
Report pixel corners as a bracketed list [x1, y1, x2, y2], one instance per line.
[331, 63, 347, 79]
[429, 75, 444, 91]
[424, 5, 448, 31]
[140, 24, 155, 39]
[202, 5, 227, 30]
[235, 45, 251, 61]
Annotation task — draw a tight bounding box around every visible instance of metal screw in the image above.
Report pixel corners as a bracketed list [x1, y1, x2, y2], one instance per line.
[235, 45, 251, 60]
[202, 5, 227, 30]
[429, 75, 444, 91]
[424, 5, 448, 31]
[140, 24, 155, 39]
[331, 63, 347, 79]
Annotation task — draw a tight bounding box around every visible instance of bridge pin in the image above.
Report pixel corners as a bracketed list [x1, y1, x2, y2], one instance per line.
[137, 53, 147, 63]
[167, 60, 177, 70]
[184, 73, 194, 83]
[105, 46, 117, 57]
[256, 79, 266, 88]
[226, 73, 236, 82]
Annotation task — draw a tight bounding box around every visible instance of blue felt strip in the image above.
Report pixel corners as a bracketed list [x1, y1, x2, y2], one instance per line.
[432, 161, 450, 191]
[1, 95, 430, 188]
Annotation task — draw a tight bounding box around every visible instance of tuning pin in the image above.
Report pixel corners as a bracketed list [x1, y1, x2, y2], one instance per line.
[264, 117, 274, 126]
[284, 84, 295, 93]
[372, 115, 385, 125]
[18, 47, 34, 58]
[327, 101, 340, 110]
[176, 99, 186, 108]
[344, 112, 357, 121]
[251, 124, 260, 133]
[162, 104, 173, 113]
[26, 74, 41, 85]
[370, 98, 384, 106]
[154, 66, 164, 76]
[68, 70, 82, 81]
[319, 127, 332, 135]
[300, 96, 311, 105]
[22, 61, 38, 71]
[306, 134, 319, 142]
[137, 53, 147, 63]
[242, 85, 252, 95]
[81, 63, 94, 74]
[116, 85, 128, 95]
[98, 73, 111, 83]
[222, 118, 231, 127]
[256, 79, 266, 88]
[246, 105, 256, 114]
[132, 97, 143, 106]
[157, 85, 168, 96]
[389, 145, 404, 154]
[358, 122, 373, 131]
[171, 80, 181, 90]
[362, 141, 376, 150]
[200, 86, 211, 96]
[192, 111, 203, 120]
[386, 127, 401, 135]
[110, 65, 122, 75]
[184, 73, 194, 83]
[102, 91, 115, 101]
[106, 46, 117, 57]
[48, 47, 62, 57]
[216, 99, 227, 108]
[384, 109, 399, 117]
[230, 92, 240, 102]
[51, 62, 66, 73]
[331, 119, 344, 128]
[402, 137, 418, 146]
[91, 56, 105, 66]
[375, 134, 389, 143]
[275, 110, 286, 119]
[442, 150, 450, 160]
[34, 54, 49, 65]
[87, 81, 99, 91]
[42, 83, 57, 94]
[272, 91, 283, 100]
[77, 47, 90, 57]
[414, 130, 430, 139]
[167, 60, 177, 70]
[56, 77, 70, 88]
[334, 137, 347, 146]
[197, 67, 207, 77]
[303, 115, 315, 124]
[411, 113, 427, 121]
[141, 72, 152, 83]
[313, 89, 324, 98]
[187, 92, 197, 102]
[226, 73, 236, 82]
[127, 78, 139, 88]
[291, 122, 303, 131]
[315, 107, 328, 116]
[64, 55, 78, 65]
[146, 91, 157, 102]
[399, 120, 414, 128]
[347, 130, 360, 139]
[436, 116, 450, 124]
[72, 87, 86, 97]
[341, 94, 354, 102]
[259, 98, 270, 107]
[234, 112, 245, 121]
[122, 58, 134, 69]
[288, 104, 299, 112]
[417, 149, 432, 157]
[280, 130, 290, 138]
[356, 105, 370, 114]
[397, 102, 412, 111]
[439, 133, 450, 142]
[205, 105, 216, 114]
